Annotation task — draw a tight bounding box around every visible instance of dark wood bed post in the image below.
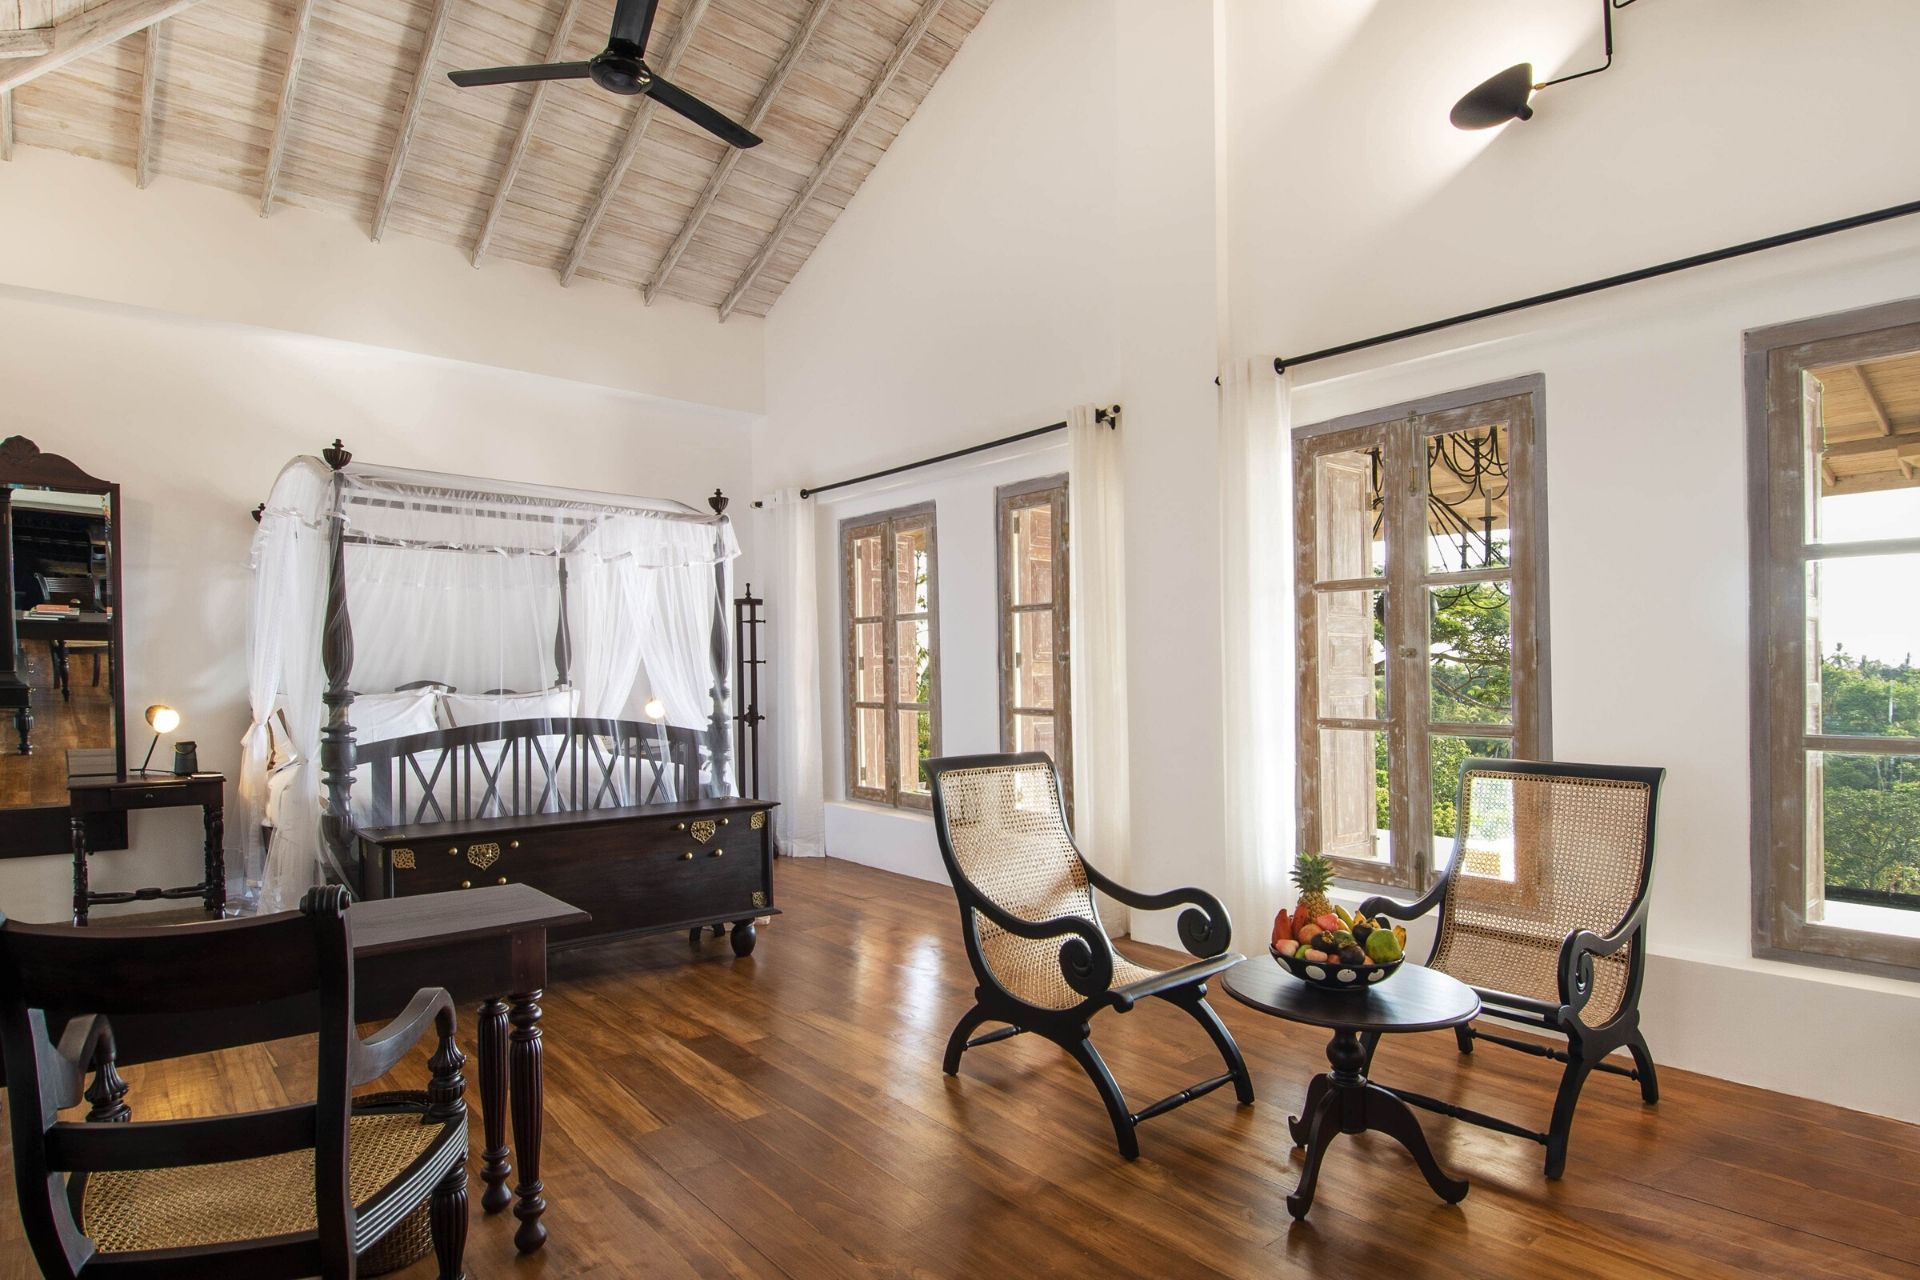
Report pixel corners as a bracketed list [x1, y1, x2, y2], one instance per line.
[553, 558, 572, 687]
[317, 440, 360, 890]
[706, 491, 733, 799]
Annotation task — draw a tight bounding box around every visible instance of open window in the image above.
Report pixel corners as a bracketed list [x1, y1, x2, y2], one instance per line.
[1294, 379, 1549, 890]
[1749, 303, 1920, 978]
[841, 503, 941, 809]
[997, 476, 1071, 816]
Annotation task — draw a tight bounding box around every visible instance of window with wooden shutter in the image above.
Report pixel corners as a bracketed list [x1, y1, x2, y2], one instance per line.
[998, 476, 1071, 815]
[1749, 303, 1920, 979]
[842, 504, 941, 809]
[1295, 379, 1549, 891]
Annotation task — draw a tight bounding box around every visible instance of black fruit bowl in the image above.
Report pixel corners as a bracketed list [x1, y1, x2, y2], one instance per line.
[1270, 945, 1403, 993]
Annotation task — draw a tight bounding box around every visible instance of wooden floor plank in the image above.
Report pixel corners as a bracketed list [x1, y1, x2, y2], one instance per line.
[1, 855, 1916, 1279]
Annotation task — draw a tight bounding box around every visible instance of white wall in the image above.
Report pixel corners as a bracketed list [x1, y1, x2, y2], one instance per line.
[757, 0, 1920, 1123]
[0, 283, 756, 922]
[0, 148, 765, 413]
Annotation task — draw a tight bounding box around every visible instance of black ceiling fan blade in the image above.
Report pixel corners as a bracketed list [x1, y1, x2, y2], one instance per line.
[609, 0, 663, 54]
[447, 60, 594, 89]
[645, 73, 763, 149]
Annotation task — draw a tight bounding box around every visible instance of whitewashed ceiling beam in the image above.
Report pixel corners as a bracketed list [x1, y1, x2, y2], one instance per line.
[556, 0, 711, 287]
[720, 0, 943, 320]
[1849, 364, 1894, 437]
[0, 92, 12, 162]
[639, 0, 833, 303]
[371, 0, 454, 241]
[0, 0, 204, 93]
[134, 22, 161, 189]
[0, 29, 54, 59]
[472, 0, 584, 266]
[258, 0, 316, 217]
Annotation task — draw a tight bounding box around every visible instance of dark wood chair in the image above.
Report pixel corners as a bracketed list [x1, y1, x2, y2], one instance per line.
[926, 752, 1253, 1159]
[0, 885, 471, 1278]
[34, 572, 111, 699]
[1359, 758, 1665, 1178]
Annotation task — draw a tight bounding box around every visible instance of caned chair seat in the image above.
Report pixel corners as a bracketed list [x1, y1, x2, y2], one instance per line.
[1433, 920, 1629, 1027]
[928, 752, 1253, 1159]
[81, 1096, 464, 1257]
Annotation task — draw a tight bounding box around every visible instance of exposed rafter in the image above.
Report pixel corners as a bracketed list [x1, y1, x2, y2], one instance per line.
[0, 29, 54, 59]
[640, 0, 834, 303]
[0, 92, 11, 163]
[720, 0, 944, 320]
[371, 0, 454, 241]
[557, 0, 712, 286]
[258, 0, 316, 217]
[472, 0, 585, 266]
[1823, 424, 1920, 459]
[0, 0, 203, 93]
[135, 22, 162, 189]
[1850, 364, 1894, 437]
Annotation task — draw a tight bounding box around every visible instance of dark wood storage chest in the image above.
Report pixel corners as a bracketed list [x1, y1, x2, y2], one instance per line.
[355, 797, 777, 954]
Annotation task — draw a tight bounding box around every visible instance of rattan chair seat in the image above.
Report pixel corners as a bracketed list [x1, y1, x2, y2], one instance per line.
[1433, 922, 1628, 1025]
[82, 1106, 453, 1255]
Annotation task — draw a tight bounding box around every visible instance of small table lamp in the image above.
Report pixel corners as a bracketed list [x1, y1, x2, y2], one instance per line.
[140, 704, 180, 774]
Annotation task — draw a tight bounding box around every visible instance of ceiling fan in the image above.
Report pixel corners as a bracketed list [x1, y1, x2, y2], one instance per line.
[446, 0, 762, 149]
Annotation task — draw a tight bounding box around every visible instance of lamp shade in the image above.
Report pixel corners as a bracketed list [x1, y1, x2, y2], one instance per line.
[1450, 61, 1536, 129]
[643, 697, 666, 721]
[145, 704, 181, 734]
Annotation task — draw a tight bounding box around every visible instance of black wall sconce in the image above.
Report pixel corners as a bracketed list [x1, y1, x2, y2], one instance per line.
[1450, 0, 1640, 129]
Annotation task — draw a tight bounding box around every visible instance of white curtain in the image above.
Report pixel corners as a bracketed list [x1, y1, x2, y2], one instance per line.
[1220, 360, 1294, 953]
[761, 489, 825, 857]
[1067, 405, 1133, 930]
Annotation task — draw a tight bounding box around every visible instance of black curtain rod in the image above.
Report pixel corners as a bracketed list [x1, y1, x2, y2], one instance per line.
[799, 405, 1118, 500]
[1272, 196, 1920, 375]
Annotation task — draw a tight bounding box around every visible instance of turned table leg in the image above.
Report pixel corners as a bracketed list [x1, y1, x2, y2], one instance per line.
[477, 997, 513, 1215]
[85, 1039, 131, 1124]
[70, 813, 89, 926]
[508, 990, 547, 1253]
[202, 800, 227, 917]
[14, 704, 32, 755]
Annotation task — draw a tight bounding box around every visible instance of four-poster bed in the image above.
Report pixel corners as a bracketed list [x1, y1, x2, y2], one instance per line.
[243, 441, 775, 953]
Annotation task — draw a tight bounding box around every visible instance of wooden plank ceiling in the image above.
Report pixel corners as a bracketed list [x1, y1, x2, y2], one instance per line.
[0, 0, 990, 318]
[1812, 350, 1920, 496]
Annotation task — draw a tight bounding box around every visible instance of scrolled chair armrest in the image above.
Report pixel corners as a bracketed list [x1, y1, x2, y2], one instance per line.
[1557, 895, 1650, 1019]
[1080, 861, 1232, 958]
[353, 987, 456, 1086]
[1357, 873, 1449, 927]
[966, 890, 1115, 1000]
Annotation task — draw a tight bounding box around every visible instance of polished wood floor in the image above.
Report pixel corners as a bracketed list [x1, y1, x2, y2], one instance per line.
[3, 857, 1916, 1278]
[0, 643, 115, 809]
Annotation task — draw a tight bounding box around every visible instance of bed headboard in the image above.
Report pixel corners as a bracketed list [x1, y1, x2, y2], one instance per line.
[354, 717, 702, 829]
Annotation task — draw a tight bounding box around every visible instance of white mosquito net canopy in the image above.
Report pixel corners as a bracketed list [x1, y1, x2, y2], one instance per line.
[241, 453, 739, 911]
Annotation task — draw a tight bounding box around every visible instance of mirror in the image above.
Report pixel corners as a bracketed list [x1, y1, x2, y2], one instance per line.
[0, 437, 127, 857]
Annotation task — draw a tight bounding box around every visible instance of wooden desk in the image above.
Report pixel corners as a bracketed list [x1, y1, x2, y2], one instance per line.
[67, 772, 225, 925]
[4, 884, 588, 1255]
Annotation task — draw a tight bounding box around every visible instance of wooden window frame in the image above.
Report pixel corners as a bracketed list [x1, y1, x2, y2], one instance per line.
[996, 475, 1072, 816]
[840, 502, 941, 810]
[1294, 376, 1551, 891]
[1747, 298, 1920, 981]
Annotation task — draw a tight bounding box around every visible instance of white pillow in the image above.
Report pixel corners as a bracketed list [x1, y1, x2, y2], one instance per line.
[348, 689, 443, 745]
[443, 687, 576, 728]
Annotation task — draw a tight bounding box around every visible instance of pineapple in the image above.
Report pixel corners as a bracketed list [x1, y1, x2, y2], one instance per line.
[1292, 852, 1336, 924]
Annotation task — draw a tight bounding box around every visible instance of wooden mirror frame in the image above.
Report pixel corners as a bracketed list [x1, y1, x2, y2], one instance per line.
[0, 437, 128, 859]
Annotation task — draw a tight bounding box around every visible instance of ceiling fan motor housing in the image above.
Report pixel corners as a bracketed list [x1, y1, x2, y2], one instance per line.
[591, 42, 651, 95]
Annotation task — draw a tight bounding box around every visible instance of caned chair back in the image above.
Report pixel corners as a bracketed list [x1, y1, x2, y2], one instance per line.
[929, 754, 1113, 1010]
[0, 889, 359, 1278]
[34, 573, 99, 610]
[1431, 760, 1662, 1026]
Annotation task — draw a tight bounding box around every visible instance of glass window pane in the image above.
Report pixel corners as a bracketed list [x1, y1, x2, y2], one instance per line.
[1009, 500, 1057, 606]
[1425, 421, 1511, 573]
[1432, 737, 1514, 876]
[1011, 610, 1056, 709]
[898, 709, 933, 797]
[852, 622, 886, 701]
[896, 619, 931, 704]
[1317, 727, 1388, 864]
[1808, 554, 1920, 738]
[852, 706, 887, 793]
[850, 530, 884, 617]
[1316, 588, 1384, 719]
[1013, 711, 1057, 760]
[1429, 582, 1513, 724]
[894, 522, 931, 615]
[1809, 750, 1920, 912]
[1314, 449, 1384, 580]
[1805, 355, 1920, 545]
